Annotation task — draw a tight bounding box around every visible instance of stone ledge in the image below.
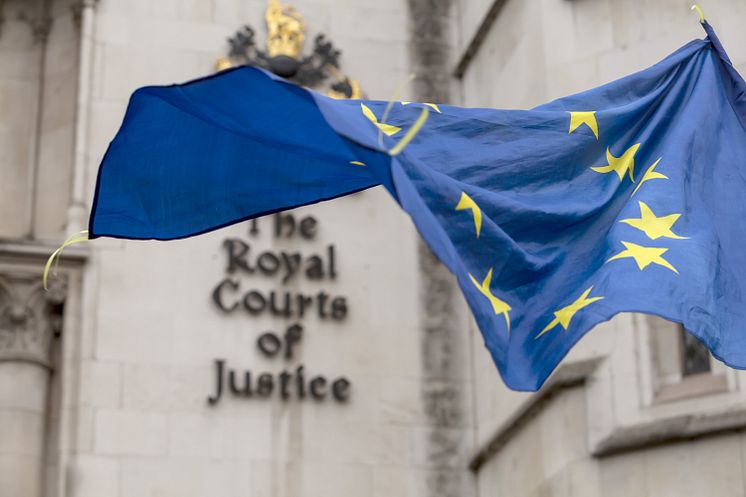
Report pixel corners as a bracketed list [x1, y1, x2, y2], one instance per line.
[468, 355, 746, 468]
[468, 357, 602, 472]
[592, 408, 746, 457]
[454, 0, 509, 79]
[0, 238, 88, 265]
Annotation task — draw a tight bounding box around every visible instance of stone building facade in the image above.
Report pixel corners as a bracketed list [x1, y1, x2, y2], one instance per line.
[458, 1, 746, 496]
[1, 0, 746, 496]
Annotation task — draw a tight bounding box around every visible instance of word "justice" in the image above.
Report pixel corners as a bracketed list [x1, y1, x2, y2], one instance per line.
[207, 360, 350, 404]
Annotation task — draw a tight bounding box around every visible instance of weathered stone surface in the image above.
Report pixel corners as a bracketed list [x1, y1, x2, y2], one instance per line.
[408, 2, 475, 496]
[46, 1, 462, 496]
[94, 409, 169, 456]
[0, 268, 63, 368]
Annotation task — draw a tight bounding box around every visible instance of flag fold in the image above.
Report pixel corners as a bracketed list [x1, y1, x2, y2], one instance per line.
[90, 22, 746, 390]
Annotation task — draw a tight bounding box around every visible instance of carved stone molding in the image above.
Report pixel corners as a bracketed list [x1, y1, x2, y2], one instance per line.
[0, 0, 6, 39]
[70, 0, 98, 27]
[15, 5, 52, 45]
[0, 271, 66, 369]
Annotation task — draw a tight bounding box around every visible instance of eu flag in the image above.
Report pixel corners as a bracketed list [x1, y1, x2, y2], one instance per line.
[89, 23, 746, 391]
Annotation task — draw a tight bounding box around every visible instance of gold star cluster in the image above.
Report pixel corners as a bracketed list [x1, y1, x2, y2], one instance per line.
[533, 111, 688, 340]
[359, 104, 688, 342]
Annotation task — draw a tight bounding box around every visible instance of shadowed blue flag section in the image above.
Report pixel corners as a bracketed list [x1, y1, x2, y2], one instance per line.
[90, 22, 746, 391]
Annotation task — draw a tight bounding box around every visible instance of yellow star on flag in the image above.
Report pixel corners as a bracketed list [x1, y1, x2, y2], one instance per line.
[606, 241, 679, 274]
[632, 158, 668, 196]
[536, 286, 603, 339]
[361, 103, 401, 136]
[620, 201, 688, 240]
[402, 101, 442, 113]
[592, 144, 640, 182]
[569, 111, 599, 140]
[456, 192, 482, 237]
[469, 269, 511, 332]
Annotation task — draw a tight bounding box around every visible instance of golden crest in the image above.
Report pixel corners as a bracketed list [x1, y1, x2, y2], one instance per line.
[216, 0, 363, 99]
[265, 0, 306, 59]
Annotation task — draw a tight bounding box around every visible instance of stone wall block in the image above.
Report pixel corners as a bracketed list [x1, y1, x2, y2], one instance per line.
[70, 455, 120, 497]
[79, 361, 121, 408]
[0, 453, 44, 497]
[93, 409, 168, 456]
[167, 412, 224, 457]
[539, 0, 614, 68]
[299, 462, 374, 497]
[0, 362, 48, 411]
[121, 363, 207, 411]
[598, 452, 649, 497]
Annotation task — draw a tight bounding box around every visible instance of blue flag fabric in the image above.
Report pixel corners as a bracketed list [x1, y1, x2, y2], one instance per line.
[90, 23, 746, 391]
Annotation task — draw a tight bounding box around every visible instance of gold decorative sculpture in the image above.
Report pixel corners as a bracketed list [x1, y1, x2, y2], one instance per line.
[326, 65, 363, 100]
[215, 0, 364, 99]
[265, 0, 306, 59]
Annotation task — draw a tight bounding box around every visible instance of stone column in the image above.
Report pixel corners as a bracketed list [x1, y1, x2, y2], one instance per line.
[407, 1, 475, 497]
[0, 272, 64, 497]
[67, 0, 99, 235]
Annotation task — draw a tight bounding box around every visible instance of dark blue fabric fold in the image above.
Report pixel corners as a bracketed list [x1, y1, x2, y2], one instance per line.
[90, 68, 381, 240]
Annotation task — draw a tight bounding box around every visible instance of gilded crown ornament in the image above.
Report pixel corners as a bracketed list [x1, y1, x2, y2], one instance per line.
[265, 0, 305, 59]
[215, 0, 362, 99]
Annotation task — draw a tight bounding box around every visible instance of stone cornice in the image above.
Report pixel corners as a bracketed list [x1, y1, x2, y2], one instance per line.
[71, 0, 99, 27]
[468, 356, 746, 469]
[453, 0, 508, 79]
[591, 407, 746, 457]
[0, 238, 88, 265]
